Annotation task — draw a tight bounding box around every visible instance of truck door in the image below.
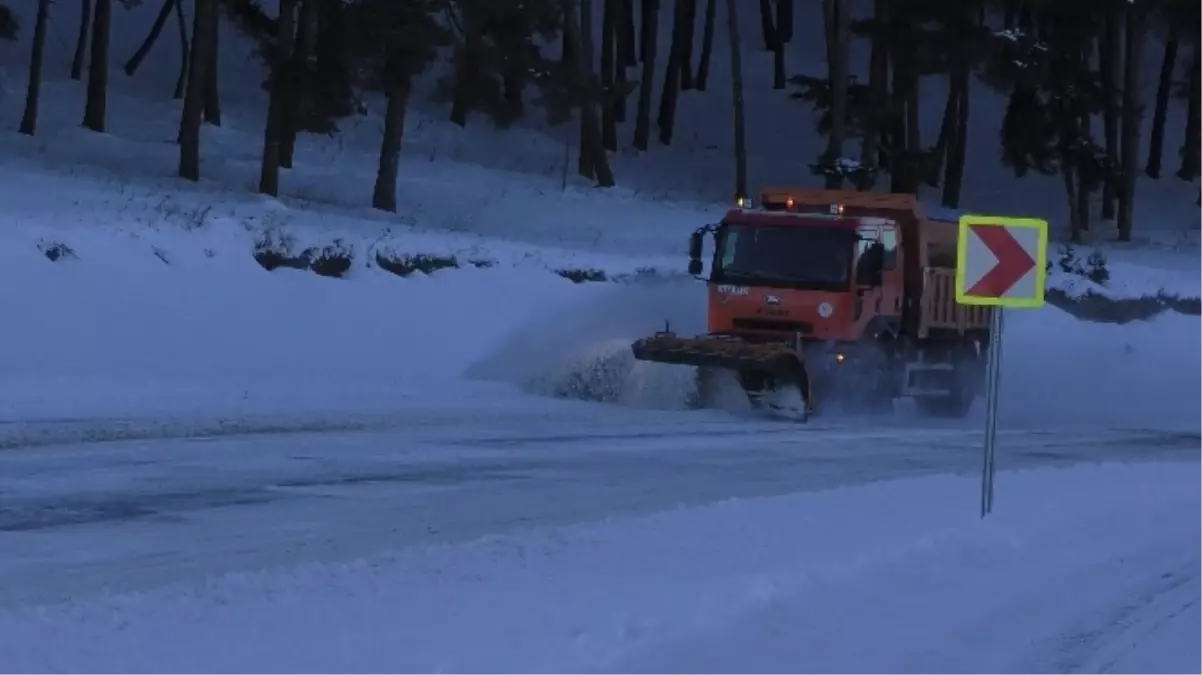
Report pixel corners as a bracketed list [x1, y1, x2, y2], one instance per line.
[878, 225, 901, 319]
[855, 222, 902, 323]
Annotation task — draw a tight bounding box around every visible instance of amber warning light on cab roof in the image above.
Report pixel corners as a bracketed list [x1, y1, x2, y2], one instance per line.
[738, 195, 847, 216]
[737, 196, 802, 209]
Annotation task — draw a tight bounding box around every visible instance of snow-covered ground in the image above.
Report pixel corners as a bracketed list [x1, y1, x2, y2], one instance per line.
[0, 0, 1198, 671]
[0, 462, 1197, 673]
[0, 215, 1197, 671]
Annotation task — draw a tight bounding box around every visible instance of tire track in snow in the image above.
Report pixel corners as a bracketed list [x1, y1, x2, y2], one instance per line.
[1046, 556, 1201, 674]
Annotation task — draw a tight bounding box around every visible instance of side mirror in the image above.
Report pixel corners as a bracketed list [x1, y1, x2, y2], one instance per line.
[856, 242, 885, 287]
[688, 230, 704, 276]
[688, 231, 704, 261]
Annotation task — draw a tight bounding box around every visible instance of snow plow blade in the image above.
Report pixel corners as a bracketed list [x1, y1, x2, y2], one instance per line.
[630, 332, 798, 374]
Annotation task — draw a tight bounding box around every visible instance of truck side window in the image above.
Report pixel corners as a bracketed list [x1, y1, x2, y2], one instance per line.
[720, 230, 738, 268]
[856, 227, 898, 270]
[880, 228, 898, 269]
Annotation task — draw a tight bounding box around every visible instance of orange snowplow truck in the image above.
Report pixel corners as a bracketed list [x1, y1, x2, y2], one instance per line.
[631, 187, 994, 420]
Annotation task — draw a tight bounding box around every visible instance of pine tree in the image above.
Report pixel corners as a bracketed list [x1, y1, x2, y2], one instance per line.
[981, 3, 1118, 240]
[19, 0, 51, 136]
[344, 0, 451, 211]
[438, 0, 562, 129]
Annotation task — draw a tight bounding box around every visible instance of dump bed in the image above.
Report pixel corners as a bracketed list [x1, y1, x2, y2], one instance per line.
[916, 216, 992, 339]
[757, 187, 992, 341]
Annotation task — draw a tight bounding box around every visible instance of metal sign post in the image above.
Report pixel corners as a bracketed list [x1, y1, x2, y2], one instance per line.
[980, 307, 1004, 516]
[954, 215, 1048, 518]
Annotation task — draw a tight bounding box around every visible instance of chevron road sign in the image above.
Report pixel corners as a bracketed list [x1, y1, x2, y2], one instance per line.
[953, 214, 1048, 520]
[955, 215, 1048, 308]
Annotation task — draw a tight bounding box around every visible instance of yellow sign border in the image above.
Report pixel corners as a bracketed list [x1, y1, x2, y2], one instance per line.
[955, 214, 1048, 309]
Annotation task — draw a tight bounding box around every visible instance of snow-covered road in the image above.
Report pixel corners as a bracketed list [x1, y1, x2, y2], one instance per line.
[618, 501, 1200, 674]
[1, 403, 1196, 608]
[0, 215, 1197, 671]
[0, 447, 1196, 673]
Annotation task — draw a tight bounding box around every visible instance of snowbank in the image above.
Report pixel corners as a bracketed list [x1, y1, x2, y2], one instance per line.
[464, 276, 708, 410]
[466, 273, 1201, 430]
[1045, 244, 1201, 323]
[0, 462, 1195, 673]
[0, 221, 601, 422]
[5, 214, 1195, 432]
[1002, 306, 1201, 431]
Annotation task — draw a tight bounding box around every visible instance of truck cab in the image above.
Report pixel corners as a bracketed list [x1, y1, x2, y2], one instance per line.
[690, 203, 902, 345]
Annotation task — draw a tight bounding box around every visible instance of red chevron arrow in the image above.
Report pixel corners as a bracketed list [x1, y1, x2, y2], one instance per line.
[966, 225, 1036, 298]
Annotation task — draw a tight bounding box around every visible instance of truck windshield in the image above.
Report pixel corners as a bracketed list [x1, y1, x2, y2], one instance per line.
[714, 223, 856, 290]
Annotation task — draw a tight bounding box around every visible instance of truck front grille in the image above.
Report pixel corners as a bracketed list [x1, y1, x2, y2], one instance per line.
[732, 318, 814, 334]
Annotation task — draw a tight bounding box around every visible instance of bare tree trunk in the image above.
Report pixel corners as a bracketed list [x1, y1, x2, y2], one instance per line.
[70, 0, 92, 80]
[725, 0, 746, 200]
[768, 0, 784, 89]
[905, 73, 920, 152]
[942, 71, 969, 208]
[637, 0, 651, 62]
[282, 0, 316, 167]
[503, 59, 525, 117]
[578, 0, 595, 178]
[124, 0, 175, 77]
[1177, 45, 1201, 181]
[929, 5, 971, 193]
[694, 0, 715, 90]
[1116, 1, 1145, 242]
[258, 0, 297, 195]
[1144, 22, 1178, 179]
[612, 0, 628, 121]
[1057, 95, 1084, 242]
[562, 9, 574, 64]
[822, 0, 849, 188]
[19, 0, 51, 135]
[179, 0, 217, 181]
[678, 0, 696, 90]
[757, 0, 774, 51]
[450, 11, 480, 128]
[1002, 0, 1016, 29]
[372, 83, 409, 212]
[775, 0, 793, 43]
[771, 37, 785, 89]
[888, 40, 907, 192]
[620, 0, 637, 66]
[601, 0, 618, 150]
[633, 0, 659, 150]
[203, 17, 221, 125]
[565, 0, 616, 185]
[858, 0, 887, 190]
[927, 83, 956, 187]
[1100, 1, 1121, 220]
[1076, 115, 1092, 232]
[657, 0, 686, 144]
[173, 0, 189, 99]
[1062, 157, 1081, 243]
[82, 0, 112, 132]
[888, 27, 921, 195]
